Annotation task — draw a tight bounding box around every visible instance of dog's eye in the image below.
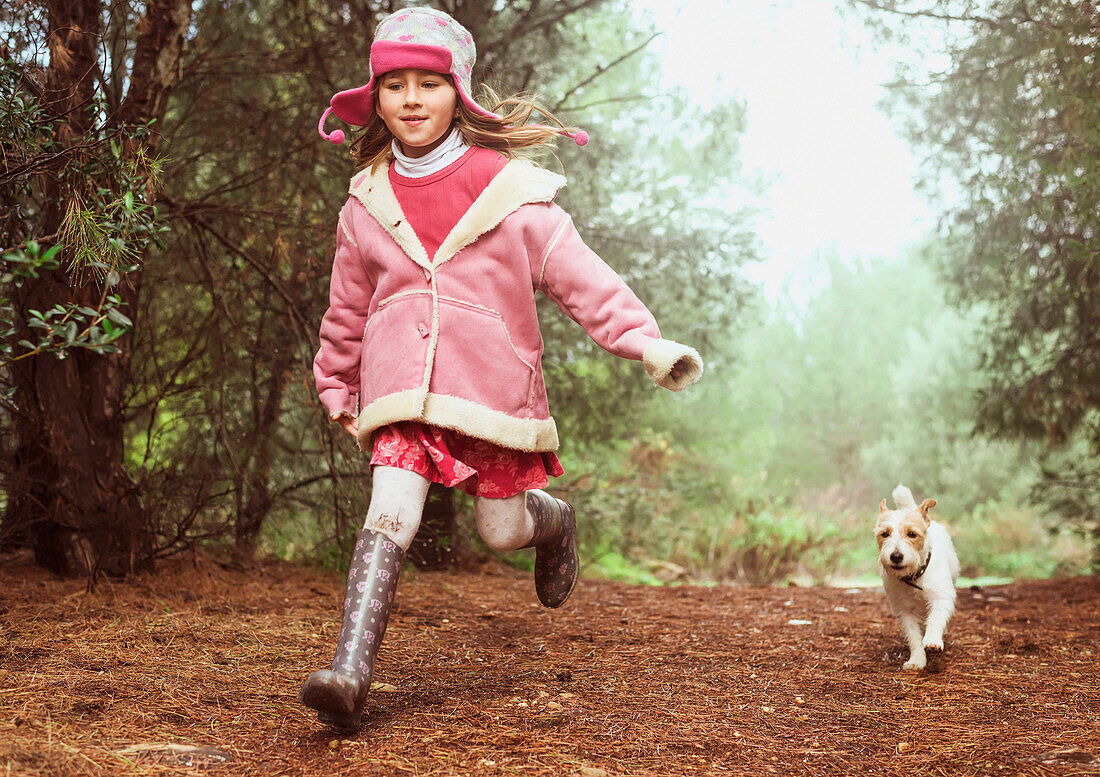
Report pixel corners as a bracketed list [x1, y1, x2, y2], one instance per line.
[878, 530, 891, 538]
[906, 530, 919, 538]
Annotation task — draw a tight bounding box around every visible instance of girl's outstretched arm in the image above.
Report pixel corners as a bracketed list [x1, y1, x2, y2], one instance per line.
[532, 204, 703, 391]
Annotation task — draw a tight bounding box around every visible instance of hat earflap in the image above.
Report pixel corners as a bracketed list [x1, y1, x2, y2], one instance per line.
[318, 107, 346, 145]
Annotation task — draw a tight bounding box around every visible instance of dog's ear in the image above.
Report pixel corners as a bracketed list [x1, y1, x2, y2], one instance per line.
[918, 498, 936, 524]
[879, 499, 890, 518]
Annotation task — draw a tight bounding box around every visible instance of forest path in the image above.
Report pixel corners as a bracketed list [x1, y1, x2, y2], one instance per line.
[1, 558, 1097, 776]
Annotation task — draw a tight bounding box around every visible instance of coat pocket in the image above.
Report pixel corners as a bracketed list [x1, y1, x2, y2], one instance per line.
[359, 294, 432, 406]
[432, 298, 535, 414]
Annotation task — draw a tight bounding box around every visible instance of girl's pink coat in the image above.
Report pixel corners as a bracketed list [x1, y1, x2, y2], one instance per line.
[313, 158, 701, 452]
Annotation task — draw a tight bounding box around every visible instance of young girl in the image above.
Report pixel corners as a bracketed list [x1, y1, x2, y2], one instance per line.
[303, 7, 702, 732]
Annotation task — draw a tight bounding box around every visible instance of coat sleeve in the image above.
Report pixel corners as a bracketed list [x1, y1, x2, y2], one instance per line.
[533, 204, 703, 392]
[313, 201, 374, 419]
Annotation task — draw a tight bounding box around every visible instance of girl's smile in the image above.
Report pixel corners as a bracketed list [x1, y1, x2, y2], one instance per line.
[376, 68, 458, 158]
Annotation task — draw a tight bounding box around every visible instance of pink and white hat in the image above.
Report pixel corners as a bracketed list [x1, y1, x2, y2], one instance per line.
[318, 7, 587, 147]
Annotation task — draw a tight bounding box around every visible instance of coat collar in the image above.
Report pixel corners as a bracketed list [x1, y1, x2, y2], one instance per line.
[349, 157, 567, 272]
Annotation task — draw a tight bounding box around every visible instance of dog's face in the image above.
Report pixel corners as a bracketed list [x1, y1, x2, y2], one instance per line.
[875, 498, 936, 578]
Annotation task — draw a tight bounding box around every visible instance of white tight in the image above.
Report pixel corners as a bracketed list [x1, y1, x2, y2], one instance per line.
[361, 466, 431, 551]
[474, 491, 536, 552]
[363, 466, 537, 552]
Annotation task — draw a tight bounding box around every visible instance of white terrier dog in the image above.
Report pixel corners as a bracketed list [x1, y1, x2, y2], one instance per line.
[876, 484, 960, 670]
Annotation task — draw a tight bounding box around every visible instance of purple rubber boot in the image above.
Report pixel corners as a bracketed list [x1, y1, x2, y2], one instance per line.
[299, 528, 402, 732]
[523, 490, 579, 608]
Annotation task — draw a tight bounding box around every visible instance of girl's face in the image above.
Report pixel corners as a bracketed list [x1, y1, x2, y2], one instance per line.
[375, 68, 459, 158]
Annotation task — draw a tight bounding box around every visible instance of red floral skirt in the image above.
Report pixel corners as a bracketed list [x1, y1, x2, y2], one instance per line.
[369, 421, 564, 499]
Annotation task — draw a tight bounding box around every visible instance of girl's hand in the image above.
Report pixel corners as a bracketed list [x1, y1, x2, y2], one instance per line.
[337, 415, 359, 437]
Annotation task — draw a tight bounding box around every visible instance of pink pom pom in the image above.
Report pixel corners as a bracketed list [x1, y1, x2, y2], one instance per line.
[572, 130, 589, 146]
[318, 107, 345, 145]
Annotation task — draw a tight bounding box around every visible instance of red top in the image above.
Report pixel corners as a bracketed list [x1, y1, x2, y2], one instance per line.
[388, 146, 508, 260]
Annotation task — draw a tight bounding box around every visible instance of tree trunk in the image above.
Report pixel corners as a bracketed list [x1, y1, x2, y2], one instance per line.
[3, 0, 193, 578]
[7, 336, 145, 576]
[234, 344, 295, 556]
[407, 483, 458, 569]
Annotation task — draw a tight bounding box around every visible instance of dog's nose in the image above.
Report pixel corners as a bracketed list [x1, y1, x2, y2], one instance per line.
[889, 551, 904, 564]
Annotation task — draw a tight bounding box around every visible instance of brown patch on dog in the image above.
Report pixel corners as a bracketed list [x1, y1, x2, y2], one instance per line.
[875, 504, 931, 551]
[898, 516, 927, 552]
[876, 500, 894, 548]
[874, 520, 893, 549]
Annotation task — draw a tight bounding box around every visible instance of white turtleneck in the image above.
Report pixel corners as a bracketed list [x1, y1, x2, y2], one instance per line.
[390, 127, 470, 178]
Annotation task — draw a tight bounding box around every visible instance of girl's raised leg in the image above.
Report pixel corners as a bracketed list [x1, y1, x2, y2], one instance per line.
[475, 489, 578, 608]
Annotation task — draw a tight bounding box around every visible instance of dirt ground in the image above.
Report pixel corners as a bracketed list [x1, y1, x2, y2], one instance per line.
[1, 555, 1097, 777]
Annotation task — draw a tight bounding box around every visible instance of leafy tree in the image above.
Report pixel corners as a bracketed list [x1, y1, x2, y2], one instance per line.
[1, 1, 192, 577]
[849, 0, 1100, 554]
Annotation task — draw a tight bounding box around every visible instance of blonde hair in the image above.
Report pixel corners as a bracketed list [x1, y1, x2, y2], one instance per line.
[350, 80, 579, 172]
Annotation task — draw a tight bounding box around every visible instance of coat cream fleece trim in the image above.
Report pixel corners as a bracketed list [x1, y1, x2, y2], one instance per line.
[357, 390, 560, 453]
[354, 389, 427, 450]
[642, 338, 704, 392]
[348, 158, 565, 271]
[347, 159, 565, 453]
[348, 165, 432, 272]
[420, 392, 559, 451]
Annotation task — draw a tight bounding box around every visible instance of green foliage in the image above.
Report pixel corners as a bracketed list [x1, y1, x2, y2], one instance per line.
[58, 140, 167, 284]
[0, 241, 132, 366]
[557, 431, 851, 586]
[587, 549, 662, 586]
[0, 59, 161, 409]
[953, 500, 1088, 579]
[580, 242, 1090, 584]
[849, 0, 1100, 557]
[727, 508, 840, 586]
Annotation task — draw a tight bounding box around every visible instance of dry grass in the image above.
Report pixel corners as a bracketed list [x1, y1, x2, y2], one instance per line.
[1, 553, 1097, 776]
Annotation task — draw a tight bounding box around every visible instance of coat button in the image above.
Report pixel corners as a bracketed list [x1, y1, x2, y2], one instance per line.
[417, 322, 430, 338]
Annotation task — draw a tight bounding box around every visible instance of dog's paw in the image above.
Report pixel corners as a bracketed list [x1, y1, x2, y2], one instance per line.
[922, 636, 944, 652]
[902, 656, 927, 670]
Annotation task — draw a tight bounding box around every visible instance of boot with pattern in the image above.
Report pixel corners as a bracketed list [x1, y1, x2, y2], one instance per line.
[523, 490, 578, 608]
[299, 528, 403, 732]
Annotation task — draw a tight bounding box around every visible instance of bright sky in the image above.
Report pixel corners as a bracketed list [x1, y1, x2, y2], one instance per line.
[637, 0, 938, 300]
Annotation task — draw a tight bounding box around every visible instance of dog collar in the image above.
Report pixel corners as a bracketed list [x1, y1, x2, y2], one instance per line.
[900, 550, 931, 590]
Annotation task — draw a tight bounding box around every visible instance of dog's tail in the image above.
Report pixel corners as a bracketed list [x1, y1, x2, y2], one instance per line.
[892, 483, 917, 510]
